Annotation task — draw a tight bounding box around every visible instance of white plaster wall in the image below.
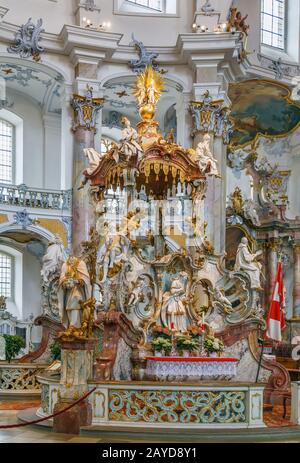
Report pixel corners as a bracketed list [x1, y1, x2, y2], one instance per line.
[226, 166, 252, 201]
[6, 90, 44, 188]
[0, 0, 75, 34]
[286, 156, 300, 221]
[3, 89, 63, 190]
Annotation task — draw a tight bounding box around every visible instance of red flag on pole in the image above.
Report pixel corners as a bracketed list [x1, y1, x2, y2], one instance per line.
[265, 261, 286, 342]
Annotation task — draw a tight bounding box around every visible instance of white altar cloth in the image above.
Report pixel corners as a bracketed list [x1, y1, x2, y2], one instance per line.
[146, 356, 239, 380]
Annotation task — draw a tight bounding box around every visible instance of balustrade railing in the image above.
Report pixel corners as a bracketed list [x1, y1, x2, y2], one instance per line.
[0, 363, 48, 392]
[0, 183, 72, 211]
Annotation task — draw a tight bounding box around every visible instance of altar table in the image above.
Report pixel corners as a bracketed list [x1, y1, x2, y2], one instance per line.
[146, 356, 239, 381]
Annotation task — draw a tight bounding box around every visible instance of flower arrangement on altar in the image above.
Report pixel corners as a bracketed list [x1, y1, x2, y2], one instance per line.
[187, 325, 205, 338]
[151, 325, 172, 355]
[152, 337, 172, 354]
[152, 325, 172, 338]
[176, 335, 199, 355]
[204, 335, 225, 356]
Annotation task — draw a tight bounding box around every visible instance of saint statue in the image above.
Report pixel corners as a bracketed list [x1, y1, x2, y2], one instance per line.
[58, 256, 92, 329]
[98, 223, 131, 283]
[161, 272, 189, 332]
[41, 234, 66, 282]
[234, 237, 262, 289]
[119, 117, 143, 161]
[83, 148, 104, 175]
[195, 134, 221, 178]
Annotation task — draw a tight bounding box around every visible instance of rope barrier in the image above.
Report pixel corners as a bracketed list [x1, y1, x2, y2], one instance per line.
[0, 387, 96, 429]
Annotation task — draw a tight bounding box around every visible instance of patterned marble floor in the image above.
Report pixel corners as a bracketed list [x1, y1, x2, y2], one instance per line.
[0, 404, 299, 443]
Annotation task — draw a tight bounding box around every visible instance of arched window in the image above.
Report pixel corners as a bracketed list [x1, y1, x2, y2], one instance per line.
[0, 119, 13, 184]
[261, 0, 287, 50]
[0, 251, 13, 299]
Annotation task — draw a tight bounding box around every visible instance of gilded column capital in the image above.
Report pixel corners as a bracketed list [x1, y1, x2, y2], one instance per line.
[265, 239, 282, 252]
[71, 84, 104, 132]
[190, 90, 233, 144]
[293, 243, 300, 253]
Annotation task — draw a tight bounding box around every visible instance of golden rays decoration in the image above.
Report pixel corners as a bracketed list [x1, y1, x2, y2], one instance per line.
[133, 66, 164, 121]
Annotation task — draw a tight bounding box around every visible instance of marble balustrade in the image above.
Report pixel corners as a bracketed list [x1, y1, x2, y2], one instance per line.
[0, 183, 72, 211]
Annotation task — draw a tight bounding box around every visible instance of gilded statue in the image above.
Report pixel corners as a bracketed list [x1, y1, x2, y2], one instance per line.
[77, 297, 96, 338]
[58, 297, 96, 340]
[230, 187, 244, 215]
[228, 7, 249, 35]
[133, 65, 164, 108]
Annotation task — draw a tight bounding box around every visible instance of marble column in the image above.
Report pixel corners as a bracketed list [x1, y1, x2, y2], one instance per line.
[191, 87, 232, 254]
[176, 91, 193, 148]
[266, 240, 280, 304]
[71, 86, 104, 255]
[293, 244, 300, 318]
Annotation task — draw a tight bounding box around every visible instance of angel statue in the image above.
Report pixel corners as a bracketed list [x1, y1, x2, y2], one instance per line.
[84, 148, 104, 175]
[195, 133, 221, 178]
[212, 287, 233, 314]
[133, 65, 164, 108]
[243, 199, 261, 226]
[119, 117, 143, 161]
[78, 147, 105, 190]
[41, 234, 66, 283]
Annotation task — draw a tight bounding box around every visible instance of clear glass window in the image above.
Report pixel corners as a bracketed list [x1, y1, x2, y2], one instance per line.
[0, 252, 12, 299]
[126, 0, 163, 11]
[261, 0, 286, 50]
[0, 119, 13, 184]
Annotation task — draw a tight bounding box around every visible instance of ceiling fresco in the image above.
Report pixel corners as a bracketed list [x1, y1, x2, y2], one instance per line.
[228, 79, 300, 149]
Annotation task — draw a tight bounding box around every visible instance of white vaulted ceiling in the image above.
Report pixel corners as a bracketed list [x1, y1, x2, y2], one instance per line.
[0, 57, 64, 114]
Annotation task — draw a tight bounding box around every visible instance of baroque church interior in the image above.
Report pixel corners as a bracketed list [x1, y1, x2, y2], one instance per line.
[1, 0, 300, 445]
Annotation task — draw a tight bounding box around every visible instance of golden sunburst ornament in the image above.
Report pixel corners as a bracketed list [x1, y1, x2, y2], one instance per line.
[133, 66, 164, 121]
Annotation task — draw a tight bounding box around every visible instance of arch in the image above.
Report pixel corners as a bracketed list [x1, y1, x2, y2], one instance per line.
[100, 71, 189, 93]
[0, 222, 57, 245]
[0, 54, 71, 85]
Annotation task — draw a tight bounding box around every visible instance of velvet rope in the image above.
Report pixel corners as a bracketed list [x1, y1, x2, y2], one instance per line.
[0, 387, 96, 429]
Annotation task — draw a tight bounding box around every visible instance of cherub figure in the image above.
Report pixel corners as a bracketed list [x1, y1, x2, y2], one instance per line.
[234, 11, 249, 35]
